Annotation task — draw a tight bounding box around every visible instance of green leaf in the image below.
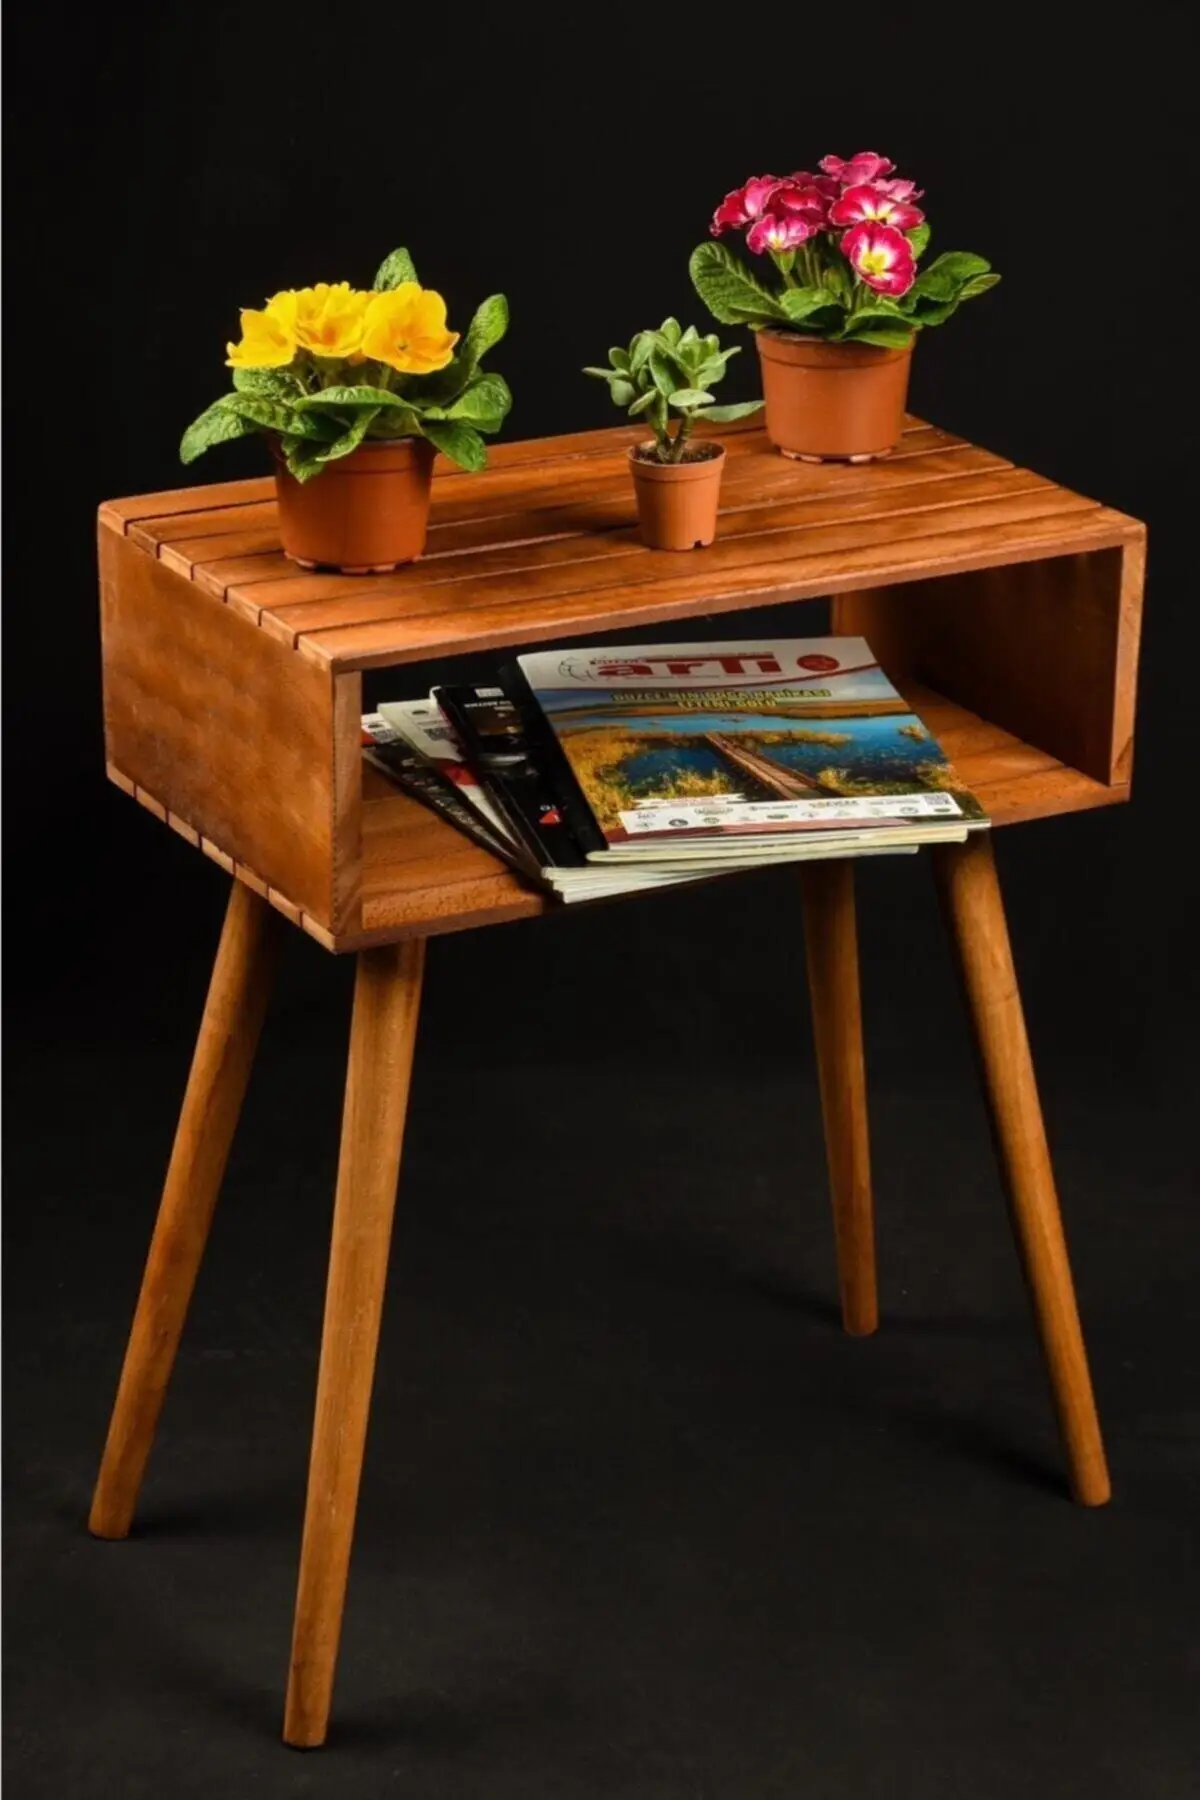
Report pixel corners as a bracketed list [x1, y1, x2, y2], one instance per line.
[779, 285, 839, 324]
[649, 346, 688, 398]
[628, 391, 658, 418]
[583, 366, 619, 380]
[282, 434, 330, 483]
[678, 324, 700, 347]
[668, 387, 715, 408]
[232, 366, 304, 398]
[223, 394, 332, 438]
[689, 241, 787, 327]
[906, 222, 931, 261]
[428, 371, 513, 432]
[659, 317, 682, 345]
[461, 293, 509, 365]
[610, 378, 636, 408]
[912, 251, 992, 300]
[317, 408, 381, 462]
[373, 247, 419, 291]
[907, 296, 959, 327]
[179, 398, 258, 464]
[847, 325, 915, 348]
[694, 364, 726, 391]
[959, 271, 1001, 300]
[702, 399, 764, 422]
[842, 302, 912, 329]
[420, 418, 487, 472]
[296, 385, 406, 410]
[629, 331, 657, 374]
[608, 346, 631, 371]
[821, 253, 855, 306]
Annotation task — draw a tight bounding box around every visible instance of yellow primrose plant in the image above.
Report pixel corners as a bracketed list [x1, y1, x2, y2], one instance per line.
[180, 247, 511, 481]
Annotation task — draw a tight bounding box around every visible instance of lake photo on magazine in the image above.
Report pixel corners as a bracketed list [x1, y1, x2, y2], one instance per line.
[549, 706, 983, 834]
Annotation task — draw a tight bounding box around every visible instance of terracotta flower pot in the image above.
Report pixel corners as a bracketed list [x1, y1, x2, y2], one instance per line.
[628, 443, 725, 550]
[755, 329, 914, 462]
[272, 436, 436, 573]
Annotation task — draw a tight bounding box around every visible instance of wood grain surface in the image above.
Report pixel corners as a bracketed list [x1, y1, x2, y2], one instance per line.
[98, 415, 1145, 951]
[284, 936, 426, 1747]
[89, 884, 282, 1538]
[100, 525, 349, 930]
[801, 860, 877, 1335]
[101, 418, 1141, 674]
[933, 835, 1111, 1505]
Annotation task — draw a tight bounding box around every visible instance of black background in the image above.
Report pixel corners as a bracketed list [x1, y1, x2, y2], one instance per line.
[5, 7, 1199, 1797]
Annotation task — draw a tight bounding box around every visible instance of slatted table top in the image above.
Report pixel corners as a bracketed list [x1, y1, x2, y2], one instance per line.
[100, 416, 1139, 673]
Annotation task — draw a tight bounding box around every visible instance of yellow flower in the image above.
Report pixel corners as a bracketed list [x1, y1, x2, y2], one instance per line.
[289, 282, 371, 359]
[225, 291, 299, 368]
[362, 283, 459, 374]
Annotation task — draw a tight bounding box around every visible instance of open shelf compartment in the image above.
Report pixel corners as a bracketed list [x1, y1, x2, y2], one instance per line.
[98, 415, 1145, 952]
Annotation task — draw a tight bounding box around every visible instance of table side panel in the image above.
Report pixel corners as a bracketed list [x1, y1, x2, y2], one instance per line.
[833, 531, 1145, 786]
[100, 523, 348, 930]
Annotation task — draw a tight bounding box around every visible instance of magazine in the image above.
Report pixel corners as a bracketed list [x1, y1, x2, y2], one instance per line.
[514, 637, 988, 862]
[377, 697, 512, 839]
[361, 714, 541, 881]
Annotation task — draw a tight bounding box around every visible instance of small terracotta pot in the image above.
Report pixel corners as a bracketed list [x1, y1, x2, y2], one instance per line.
[756, 329, 914, 462]
[272, 437, 436, 573]
[628, 443, 726, 550]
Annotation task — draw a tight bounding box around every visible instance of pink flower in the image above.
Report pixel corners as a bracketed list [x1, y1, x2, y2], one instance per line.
[842, 221, 917, 296]
[873, 177, 923, 202]
[786, 169, 841, 203]
[710, 174, 783, 235]
[830, 183, 925, 231]
[746, 211, 818, 254]
[769, 178, 832, 227]
[820, 151, 896, 187]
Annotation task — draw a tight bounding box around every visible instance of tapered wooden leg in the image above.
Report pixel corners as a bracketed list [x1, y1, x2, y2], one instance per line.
[801, 859, 878, 1336]
[934, 835, 1110, 1506]
[89, 881, 281, 1539]
[283, 936, 426, 1749]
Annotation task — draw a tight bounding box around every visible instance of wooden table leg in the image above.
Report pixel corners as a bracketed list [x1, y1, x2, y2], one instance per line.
[89, 881, 281, 1539]
[801, 860, 878, 1336]
[933, 835, 1111, 1506]
[283, 936, 426, 1749]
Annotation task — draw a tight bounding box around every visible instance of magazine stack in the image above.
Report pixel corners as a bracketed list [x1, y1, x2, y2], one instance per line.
[363, 638, 989, 903]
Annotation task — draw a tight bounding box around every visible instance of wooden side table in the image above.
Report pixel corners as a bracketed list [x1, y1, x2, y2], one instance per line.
[89, 416, 1146, 1747]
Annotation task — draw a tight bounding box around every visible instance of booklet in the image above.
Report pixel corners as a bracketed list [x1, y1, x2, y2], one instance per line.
[515, 637, 988, 860]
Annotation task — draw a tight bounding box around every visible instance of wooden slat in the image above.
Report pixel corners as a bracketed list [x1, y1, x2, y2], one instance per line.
[97, 414, 946, 539]
[182, 442, 996, 591]
[130, 502, 278, 554]
[195, 442, 993, 619]
[128, 421, 969, 578]
[412, 429, 971, 531]
[98, 477, 276, 533]
[97, 416, 771, 540]
[299, 507, 1133, 673]
[160, 529, 280, 576]
[262, 470, 1063, 645]
[224, 446, 1005, 619]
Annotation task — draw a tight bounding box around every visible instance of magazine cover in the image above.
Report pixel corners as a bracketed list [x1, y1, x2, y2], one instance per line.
[516, 638, 989, 848]
[377, 697, 512, 840]
[361, 714, 542, 882]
